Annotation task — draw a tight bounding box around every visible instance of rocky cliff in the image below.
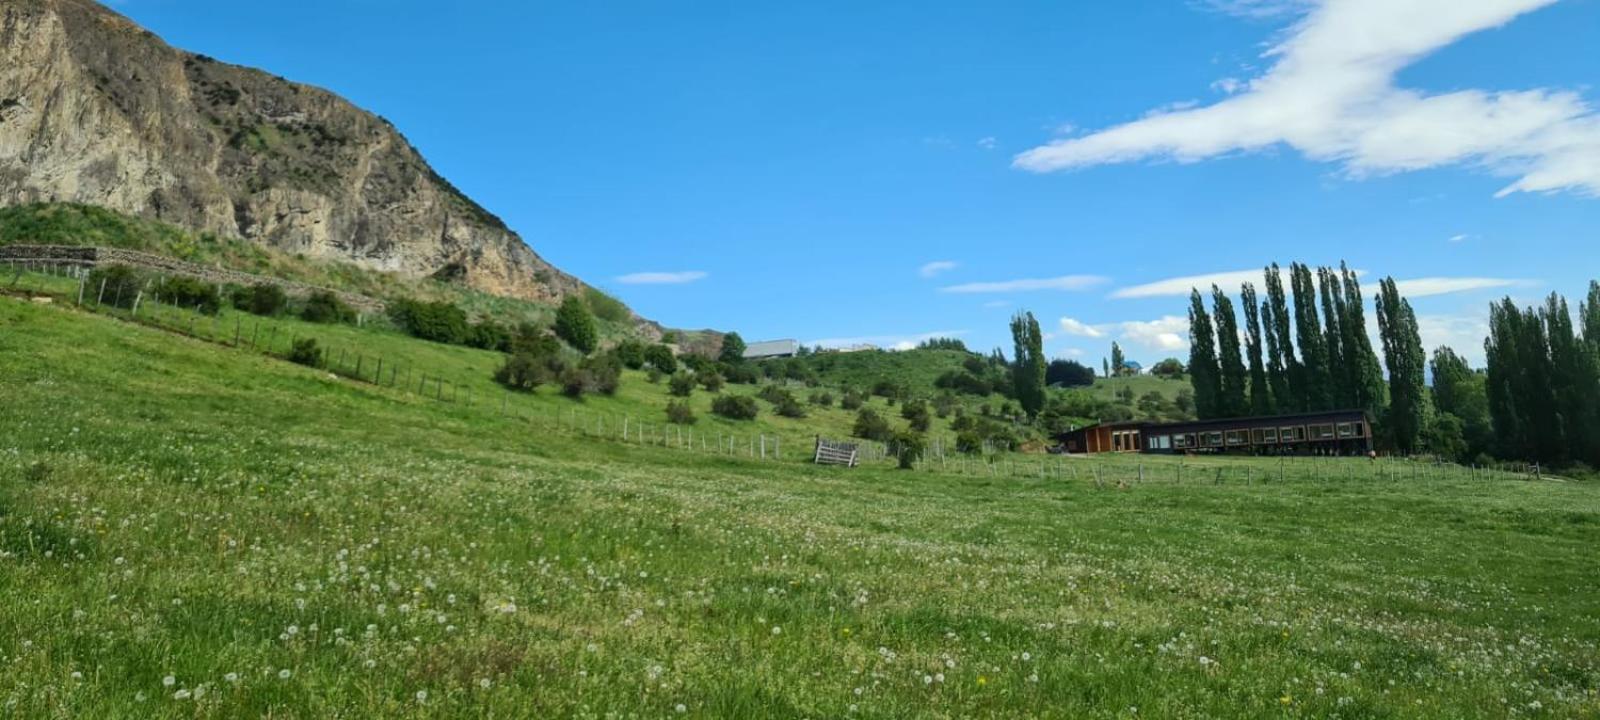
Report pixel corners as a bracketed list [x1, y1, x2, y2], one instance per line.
[0, 0, 589, 305]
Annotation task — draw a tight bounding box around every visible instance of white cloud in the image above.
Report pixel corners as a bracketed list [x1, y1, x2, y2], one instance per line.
[1058, 317, 1106, 338]
[919, 260, 959, 278]
[1416, 314, 1491, 365]
[615, 271, 708, 285]
[1448, 233, 1472, 243]
[1392, 276, 1531, 297]
[941, 275, 1109, 294]
[1110, 269, 1273, 299]
[1196, 0, 1314, 19]
[1117, 316, 1192, 352]
[982, 300, 1010, 309]
[977, 136, 998, 150]
[808, 329, 969, 351]
[1015, 0, 1600, 197]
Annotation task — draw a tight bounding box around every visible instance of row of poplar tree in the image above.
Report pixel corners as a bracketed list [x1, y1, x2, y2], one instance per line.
[1187, 262, 1600, 466]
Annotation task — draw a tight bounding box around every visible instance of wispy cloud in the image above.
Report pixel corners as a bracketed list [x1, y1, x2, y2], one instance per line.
[1058, 317, 1106, 338]
[615, 271, 708, 285]
[982, 300, 1010, 309]
[1016, 0, 1600, 198]
[919, 260, 959, 278]
[1110, 269, 1270, 299]
[941, 275, 1109, 294]
[1448, 233, 1473, 243]
[1116, 316, 1191, 352]
[977, 136, 998, 150]
[808, 330, 969, 352]
[1393, 277, 1532, 297]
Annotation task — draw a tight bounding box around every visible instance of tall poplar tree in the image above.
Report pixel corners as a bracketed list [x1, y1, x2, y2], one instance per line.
[1241, 282, 1273, 415]
[1291, 263, 1332, 411]
[1542, 293, 1597, 466]
[1188, 289, 1221, 420]
[1486, 299, 1562, 463]
[1376, 278, 1426, 454]
[1263, 264, 1299, 411]
[1110, 342, 1126, 377]
[1213, 285, 1249, 418]
[1009, 311, 1046, 419]
[1317, 266, 1350, 407]
[1339, 264, 1387, 415]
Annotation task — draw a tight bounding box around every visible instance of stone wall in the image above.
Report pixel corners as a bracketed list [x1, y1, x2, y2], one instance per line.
[0, 244, 384, 312]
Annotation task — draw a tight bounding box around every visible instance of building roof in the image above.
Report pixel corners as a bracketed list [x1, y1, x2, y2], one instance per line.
[744, 339, 800, 359]
[1056, 408, 1372, 440]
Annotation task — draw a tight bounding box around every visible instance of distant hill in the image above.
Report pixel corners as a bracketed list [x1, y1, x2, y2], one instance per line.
[798, 348, 977, 392]
[0, 0, 621, 317]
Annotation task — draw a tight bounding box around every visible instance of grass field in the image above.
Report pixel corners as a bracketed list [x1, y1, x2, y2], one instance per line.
[3, 292, 1600, 718]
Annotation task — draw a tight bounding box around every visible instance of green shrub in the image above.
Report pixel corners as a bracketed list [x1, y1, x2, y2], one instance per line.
[554, 296, 598, 354]
[840, 390, 865, 411]
[699, 371, 725, 393]
[495, 352, 555, 391]
[235, 283, 288, 316]
[614, 340, 646, 370]
[582, 354, 622, 396]
[644, 344, 678, 374]
[775, 395, 807, 419]
[155, 276, 222, 315]
[757, 384, 794, 406]
[712, 394, 759, 421]
[560, 366, 588, 398]
[901, 399, 931, 432]
[299, 290, 354, 324]
[955, 430, 985, 455]
[853, 408, 892, 442]
[669, 372, 695, 397]
[466, 320, 510, 352]
[646, 367, 664, 384]
[808, 390, 834, 407]
[722, 362, 759, 384]
[719, 332, 747, 364]
[87, 264, 145, 309]
[389, 299, 468, 345]
[892, 430, 926, 470]
[287, 338, 323, 368]
[665, 400, 697, 425]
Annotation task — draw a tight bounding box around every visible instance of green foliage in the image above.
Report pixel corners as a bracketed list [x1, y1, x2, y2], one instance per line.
[1241, 282, 1271, 414]
[840, 390, 865, 411]
[1046, 359, 1096, 387]
[1212, 286, 1249, 418]
[1150, 358, 1186, 379]
[718, 332, 748, 364]
[1188, 289, 1220, 419]
[916, 337, 968, 352]
[232, 283, 289, 317]
[900, 398, 931, 432]
[584, 287, 631, 323]
[155, 276, 223, 315]
[1377, 277, 1427, 454]
[852, 408, 893, 443]
[300, 290, 354, 324]
[668, 372, 695, 398]
[711, 394, 759, 420]
[808, 390, 834, 407]
[1290, 262, 1332, 411]
[665, 399, 697, 425]
[1430, 347, 1493, 463]
[614, 340, 646, 370]
[86, 264, 145, 309]
[892, 429, 925, 470]
[1263, 263, 1300, 412]
[646, 367, 664, 384]
[389, 298, 468, 345]
[287, 337, 322, 368]
[699, 371, 725, 393]
[644, 344, 678, 374]
[466, 319, 510, 352]
[1010, 311, 1046, 419]
[554, 296, 598, 354]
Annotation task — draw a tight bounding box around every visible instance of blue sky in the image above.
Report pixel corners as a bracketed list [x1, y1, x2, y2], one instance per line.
[112, 0, 1599, 366]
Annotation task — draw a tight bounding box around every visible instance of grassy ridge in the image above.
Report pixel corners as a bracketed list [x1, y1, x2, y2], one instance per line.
[2, 293, 1599, 717]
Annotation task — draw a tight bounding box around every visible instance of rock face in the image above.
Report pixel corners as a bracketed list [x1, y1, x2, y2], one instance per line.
[0, 0, 587, 304]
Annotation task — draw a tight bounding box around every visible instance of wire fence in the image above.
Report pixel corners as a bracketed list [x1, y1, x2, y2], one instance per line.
[3, 260, 1551, 487]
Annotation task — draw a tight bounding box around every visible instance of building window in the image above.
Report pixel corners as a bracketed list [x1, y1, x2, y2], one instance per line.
[1281, 426, 1307, 442]
[1310, 424, 1336, 440]
[1225, 430, 1249, 446]
[1337, 422, 1356, 438]
[1202, 431, 1224, 447]
[1173, 434, 1191, 449]
[1349, 421, 1365, 437]
[1252, 427, 1279, 444]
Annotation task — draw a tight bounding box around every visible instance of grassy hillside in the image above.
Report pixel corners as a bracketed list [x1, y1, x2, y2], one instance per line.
[796, 348, 975, 393]
[0, 202, 648, 343]
[3, 286, 1599, 717]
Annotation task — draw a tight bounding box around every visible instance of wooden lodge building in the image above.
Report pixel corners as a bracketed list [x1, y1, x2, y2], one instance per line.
[1057, 410, 1374, 456]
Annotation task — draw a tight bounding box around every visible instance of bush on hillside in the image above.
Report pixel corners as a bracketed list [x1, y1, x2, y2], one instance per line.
[892, 429, 926, 470]
[585, 287, 631, 323]
[287, 337, 323, 368]
[901, 399, 931, 432]
[721, 361, 759, 384]
[155, 276, 222, 315]
[840, 390, 865, 411]
[390, 299, 468, 344]
[665, 400, 697, 425]
[643, 344, 678, 374]
[775, 395, 807, 419]
[300, 290, 355, 324]
[554, 296, 598, 354]
[757, 384, 794, 406]
[495, 352, 556, 391]
[699, 371, 725, 393]
[582, 354, 622, 396]
[234, 283, 288, 317]
[669, 372, 695, 397]
[87, 264, 145, 309]
[852, 408, 892, 443]
[808, 390, 834, 407]
[646, 367, 664, 384]
[614, 340, 646, 370]
[466, 320, 510, 352]
[712, 394, 759, 421]
[718, 332, 747, 364]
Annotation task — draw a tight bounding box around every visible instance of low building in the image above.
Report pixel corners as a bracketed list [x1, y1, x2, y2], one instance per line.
[744, 339, 800, 360]
[1056, 410, 1374, 456]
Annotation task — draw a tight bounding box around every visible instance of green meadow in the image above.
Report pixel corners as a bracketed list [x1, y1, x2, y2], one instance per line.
[2, 288, 1599, 718]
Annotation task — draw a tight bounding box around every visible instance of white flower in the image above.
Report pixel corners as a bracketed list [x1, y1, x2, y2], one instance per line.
[674, 703, 687, 713]
[162, 675, 176, 687]
[922, 675, 933, 685]
[771, 626, 782, 636]
[479, 678, 492, 689]
[1021, 652, 1032, 661]
[416, 690, 428, 703]
[224, 673, 239, 683]
[173, 689, 191, 700]
[277, 669, 291, 680]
